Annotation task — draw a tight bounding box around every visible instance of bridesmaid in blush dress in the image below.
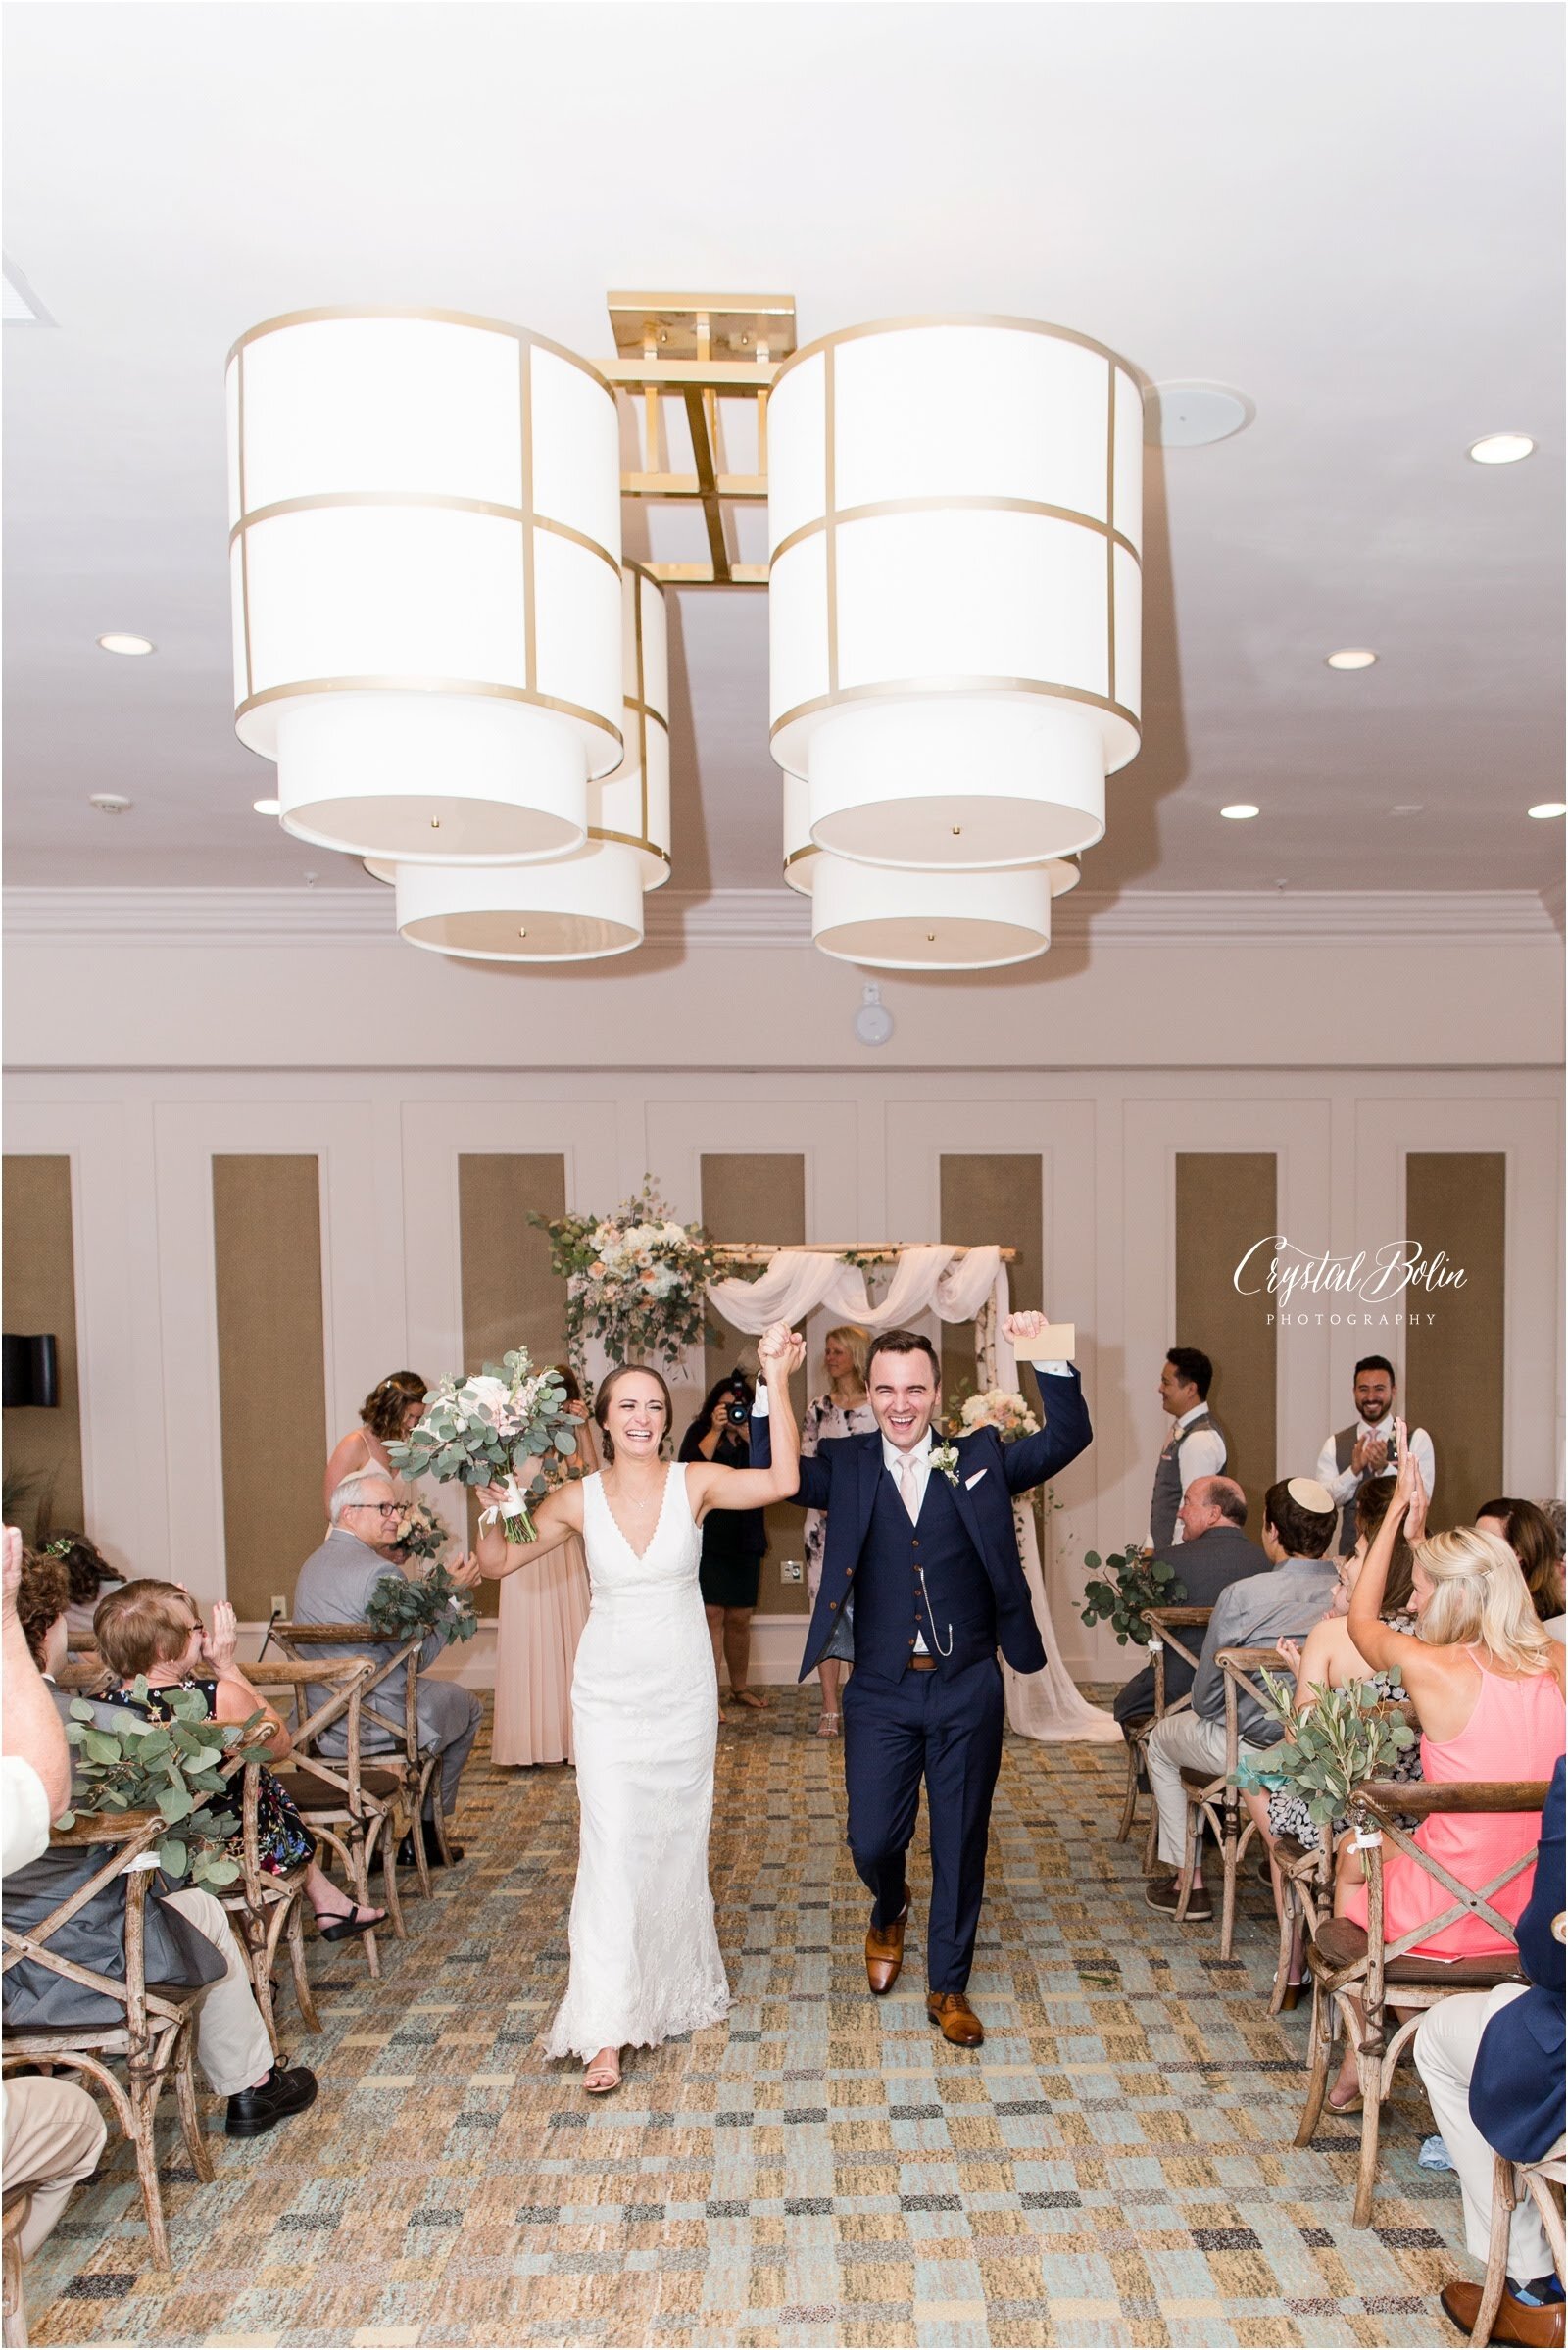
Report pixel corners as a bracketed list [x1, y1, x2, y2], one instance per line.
[492, 1365, 597, 1768]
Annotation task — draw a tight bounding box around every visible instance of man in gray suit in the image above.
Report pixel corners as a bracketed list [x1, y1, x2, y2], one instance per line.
[293, 1469, 485, 1863]
[1143, 1476, 1339, 1922]
[1112, 1476, 1268, 1737]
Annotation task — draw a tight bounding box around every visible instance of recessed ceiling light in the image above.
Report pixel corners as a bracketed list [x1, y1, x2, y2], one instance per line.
[88, 793, 133, 814]
[96, 632, 155, 657]
[1469, 433, 1535, 465]
[1325, 648, 1378, 670]
[1527, 802, 1566, 819]
[252, 797, 281, 816]
[1219, 803, 1259, 820]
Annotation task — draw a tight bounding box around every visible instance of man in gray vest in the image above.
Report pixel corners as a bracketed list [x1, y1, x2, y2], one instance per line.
[293, 1469, 485, 1862]
[1151, 1348, 1226, 1548]
[1314, 1354, 1436, 1557]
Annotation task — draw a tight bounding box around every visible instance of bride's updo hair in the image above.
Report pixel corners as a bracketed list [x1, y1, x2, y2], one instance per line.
[594, 1364, 674, 1462]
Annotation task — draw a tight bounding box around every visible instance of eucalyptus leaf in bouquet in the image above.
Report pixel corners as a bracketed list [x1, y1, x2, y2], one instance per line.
[1079, 1544, 1186, 1645]
[364, 1561, 479, 1647]
[1248, 1666, 1417, 1828]
[388, 1346, 579, 1543]
[56, 1678, 264, 1888]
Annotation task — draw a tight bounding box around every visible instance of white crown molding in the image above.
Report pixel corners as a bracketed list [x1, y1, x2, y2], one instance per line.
[3, 884, 1560, 949]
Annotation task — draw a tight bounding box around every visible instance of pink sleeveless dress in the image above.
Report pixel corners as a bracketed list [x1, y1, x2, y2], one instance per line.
[1345, 1649, 1565, 1957]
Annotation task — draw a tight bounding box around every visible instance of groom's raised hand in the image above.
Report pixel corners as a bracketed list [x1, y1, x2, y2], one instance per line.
[1003, 1309, 1051, 1350]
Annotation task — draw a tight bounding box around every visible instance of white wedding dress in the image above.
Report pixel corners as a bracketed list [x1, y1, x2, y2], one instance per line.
[542, 1463, 731, 2060]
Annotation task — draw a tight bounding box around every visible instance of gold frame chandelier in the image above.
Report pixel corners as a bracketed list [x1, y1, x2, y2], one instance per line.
[228, 292, 1142, 969]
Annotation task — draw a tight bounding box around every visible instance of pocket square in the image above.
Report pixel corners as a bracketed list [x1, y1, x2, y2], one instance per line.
[964, 1468, 989, 1490]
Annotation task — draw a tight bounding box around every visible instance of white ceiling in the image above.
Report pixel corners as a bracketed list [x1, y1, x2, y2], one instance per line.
[3, 1, 1563, 898]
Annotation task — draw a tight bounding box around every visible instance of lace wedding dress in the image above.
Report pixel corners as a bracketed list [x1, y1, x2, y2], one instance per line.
[542, 1463, 731, 2059]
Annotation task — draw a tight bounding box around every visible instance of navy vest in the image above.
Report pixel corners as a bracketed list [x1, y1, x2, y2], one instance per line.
[853, 1465, 998, 1678]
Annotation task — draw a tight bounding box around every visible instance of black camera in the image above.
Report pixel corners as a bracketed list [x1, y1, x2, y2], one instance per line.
[726, 1397, 751, 1424]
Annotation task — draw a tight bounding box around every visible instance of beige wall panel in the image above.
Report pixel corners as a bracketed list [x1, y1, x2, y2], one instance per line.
[2, 1154, 85, 1540]
[1404, 1152, 1505, 1525]
[1175, 1152, 1278, 1531]
[938, 1155, 1044, 1403]
[700, 1154, 808, 1616]
[212, 1156, 326, 1621]
[458, 1154, 568, 1606]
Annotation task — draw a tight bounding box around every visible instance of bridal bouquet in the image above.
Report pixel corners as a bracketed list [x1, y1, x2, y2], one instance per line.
[392, 1496, 449, 1564]
[533, 1179, 725, 1373]
[956, 1387, 1041, 1442]
[388, 1349, 580, 1545]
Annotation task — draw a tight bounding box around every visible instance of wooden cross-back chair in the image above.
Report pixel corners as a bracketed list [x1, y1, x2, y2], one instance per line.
[1471, 2150, 1568, 2346]
[0, 1811, 213, 2272]
[1268, 1696, 1420, 2030]
[256, 1641, 417, 1977]
[1296, 1777, 1546, 2228]
[270, 1620, 452, 1885]
[209, 1736, 319, 2053]
[1117, 1604, 1212, 1863]
[1171, 1645, 1282, 1957]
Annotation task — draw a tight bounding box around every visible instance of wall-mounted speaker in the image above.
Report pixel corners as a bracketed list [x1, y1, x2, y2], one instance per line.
[3, 1335, 60, 1410]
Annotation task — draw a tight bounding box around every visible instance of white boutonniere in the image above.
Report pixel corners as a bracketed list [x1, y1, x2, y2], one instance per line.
[930, 1441, 960, 1487]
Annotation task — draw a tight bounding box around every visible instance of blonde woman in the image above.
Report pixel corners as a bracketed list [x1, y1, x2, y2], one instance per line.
[1325, 1423, 1566, 2109]
[800, 1324, 874, 1737]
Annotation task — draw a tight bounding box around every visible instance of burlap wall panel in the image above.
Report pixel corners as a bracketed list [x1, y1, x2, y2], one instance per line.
[1174, 1152, 1278, 1528]
[1404, 1152, 1505, 1525]
[699, 1154, 808, 1616]
[458, 1154, 568, 1607]
[937, 1156, 1045, 1404]
[2, 1155, 85, 1540]
[212, 1155, 327, 1620]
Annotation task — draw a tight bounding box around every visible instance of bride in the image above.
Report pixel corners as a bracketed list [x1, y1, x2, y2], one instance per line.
[477, 1322, 801, 2093]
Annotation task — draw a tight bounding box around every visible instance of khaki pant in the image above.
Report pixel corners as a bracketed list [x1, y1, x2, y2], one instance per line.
[1147, 1711, 1236, 1868]
[2, 2077, 106, 2259]
[161, 1886, 273, 2098]
[1413, 1985, 1557, 2277]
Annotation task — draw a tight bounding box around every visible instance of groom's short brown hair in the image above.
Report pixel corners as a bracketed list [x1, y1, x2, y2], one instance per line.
[867, 1329, 940, 1383]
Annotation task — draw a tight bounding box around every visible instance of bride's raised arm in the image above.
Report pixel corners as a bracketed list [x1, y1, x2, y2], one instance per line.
[474, 1478, 585, 1579]
[686, 1323, 803, 1521]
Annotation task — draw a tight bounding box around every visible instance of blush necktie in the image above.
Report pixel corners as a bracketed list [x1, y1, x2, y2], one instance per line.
[898, 1454, 920, 1523]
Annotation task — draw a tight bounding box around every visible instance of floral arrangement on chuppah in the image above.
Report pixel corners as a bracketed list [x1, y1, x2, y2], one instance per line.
[388, 1348, 579, 1545]
[533, 1179, 728, 1375]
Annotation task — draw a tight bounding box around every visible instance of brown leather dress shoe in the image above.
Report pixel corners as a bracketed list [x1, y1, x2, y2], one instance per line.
[1442, 2279, 1566, 2346]
[926, 1992, 985, 2047]
[864, 1900, 908, 1993]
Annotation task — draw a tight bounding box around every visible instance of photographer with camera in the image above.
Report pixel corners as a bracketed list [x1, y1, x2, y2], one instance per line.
[680, 1373, 771, 1716]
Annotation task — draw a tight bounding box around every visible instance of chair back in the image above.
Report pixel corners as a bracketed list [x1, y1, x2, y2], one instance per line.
[1350, 1778, 1548, 2008]
[1143, 1605, 1211, 1722]
[1, 1812, 179, 2044]
[270, 1622, 421, 1767]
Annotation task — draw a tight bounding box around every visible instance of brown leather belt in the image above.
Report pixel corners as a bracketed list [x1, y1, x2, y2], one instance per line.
[908, 1654, 938, 1673]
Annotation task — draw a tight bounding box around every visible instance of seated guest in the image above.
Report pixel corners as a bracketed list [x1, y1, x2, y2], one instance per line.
[323, 1370, 428, 1516]
[294, 1468, 485, 1864]
[1113, 1476, 1265, 1740]
[1330, 1429, 1567, 2112]
[1243, 1475, 1421, 2000]
[93, 1579, 385, 1941]
[2, 1527, 108, 2263]
[44, 1528, 124, 1640]
[4, 1542, 317, 2138]
[1144, 1477, 1339, 1921]
[1476, 1495, 1566, 1626]
[1417, 1757, 1565, 2347]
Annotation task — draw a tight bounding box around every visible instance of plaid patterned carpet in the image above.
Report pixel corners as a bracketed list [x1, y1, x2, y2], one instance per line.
[24, 1689, 1469, 2347]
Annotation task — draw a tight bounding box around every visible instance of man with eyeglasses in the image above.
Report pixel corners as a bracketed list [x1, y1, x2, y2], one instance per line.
[293, 1468, 486, 1864]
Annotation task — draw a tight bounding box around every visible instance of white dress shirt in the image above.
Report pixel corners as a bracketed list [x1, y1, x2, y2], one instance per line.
[1167, 1402, 1228, 1543]
[1316, 1417, 1435, 1507]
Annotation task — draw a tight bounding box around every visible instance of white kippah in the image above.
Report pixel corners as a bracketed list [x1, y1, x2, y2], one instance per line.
[1287, 1476, 1335, 1515]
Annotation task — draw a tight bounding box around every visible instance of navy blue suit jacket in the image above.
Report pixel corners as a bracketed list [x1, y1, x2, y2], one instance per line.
[752, 1366, 1093, 1681]
[1469, 1754, 1565, 2165]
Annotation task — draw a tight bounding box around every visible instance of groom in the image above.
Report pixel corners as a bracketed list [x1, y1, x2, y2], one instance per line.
[753, 1312, 1092, 2045]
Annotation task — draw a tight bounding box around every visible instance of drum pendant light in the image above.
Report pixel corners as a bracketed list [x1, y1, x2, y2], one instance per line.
[767, 316, 1142, 867]
[781, 776, 1077, 970]
[228, 308, 623, 861]
[366, 566, 670, 961]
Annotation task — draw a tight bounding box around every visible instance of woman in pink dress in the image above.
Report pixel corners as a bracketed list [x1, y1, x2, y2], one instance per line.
[491, 1366, 597, 1768]
[1326, 1423, 1566, 2108]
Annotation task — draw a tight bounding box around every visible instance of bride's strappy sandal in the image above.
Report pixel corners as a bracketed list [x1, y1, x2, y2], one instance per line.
[815, 1711, 841, 1738]
[583, 2050, 622, 2095]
